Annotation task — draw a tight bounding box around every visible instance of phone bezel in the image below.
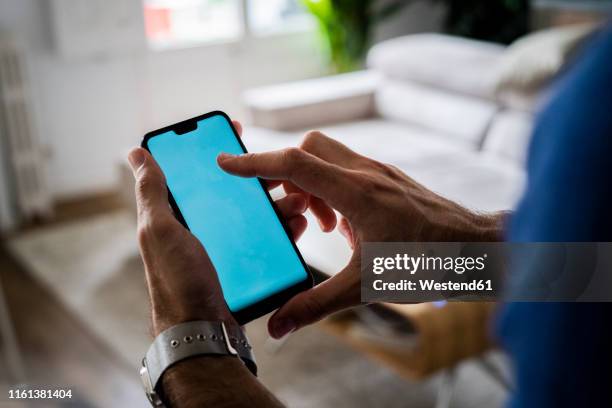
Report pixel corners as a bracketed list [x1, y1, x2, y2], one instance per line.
[141, 110, 314, 325]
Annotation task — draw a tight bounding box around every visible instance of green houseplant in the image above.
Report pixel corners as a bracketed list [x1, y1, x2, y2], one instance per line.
[302, 0, 410, 73]
[303, 0, 529, 73]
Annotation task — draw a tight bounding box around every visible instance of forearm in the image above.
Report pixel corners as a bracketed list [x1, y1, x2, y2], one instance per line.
[161, 356, 284, 408]
[470, 210, 509, 242]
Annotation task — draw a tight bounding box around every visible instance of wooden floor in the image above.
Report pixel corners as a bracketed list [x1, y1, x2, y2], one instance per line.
[0, 195, 146, 407]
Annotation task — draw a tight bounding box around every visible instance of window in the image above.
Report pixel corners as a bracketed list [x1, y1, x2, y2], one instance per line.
[247, 0, 312, 35]
[144, 0, 242, 49]
[143, 0, 312, 49]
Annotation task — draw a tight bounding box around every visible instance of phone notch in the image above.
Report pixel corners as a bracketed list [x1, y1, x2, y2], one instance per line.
[173, 120, 198, 135]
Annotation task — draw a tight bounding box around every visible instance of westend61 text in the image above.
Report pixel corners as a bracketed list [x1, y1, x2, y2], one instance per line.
[373, 279, 494, 292]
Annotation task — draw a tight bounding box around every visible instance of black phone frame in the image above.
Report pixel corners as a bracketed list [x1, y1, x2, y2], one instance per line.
[141, 110, 314, 325]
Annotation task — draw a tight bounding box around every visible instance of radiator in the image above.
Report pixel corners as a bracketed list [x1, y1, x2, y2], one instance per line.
[0, 34, 52, 224]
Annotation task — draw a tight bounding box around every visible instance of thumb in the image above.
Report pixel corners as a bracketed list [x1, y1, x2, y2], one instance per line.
[128, 147, 172, 221]
[268, 258, 361, 339]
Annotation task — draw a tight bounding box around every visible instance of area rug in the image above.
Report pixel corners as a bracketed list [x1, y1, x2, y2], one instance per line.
[7, 210, 506, 407]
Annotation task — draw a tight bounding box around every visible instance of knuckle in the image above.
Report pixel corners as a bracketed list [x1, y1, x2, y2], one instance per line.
[135, 171, 161, 197]
[134, 176, 150, 197]
[300, 130, 325, 150]
[362, 159, 409, 186]
[151, 219, 176, 239]
[241, 152, 256, 162]
[240, 153, 260, 176]
[370, 160, 397, 178]
[282, 147, 307, 173]
[284, 147, 303, 161]
[385, 164, 405, 181]
[137, 217, 176, 245]
[386, 163, 403, 176]
[136, 222, 153, 246]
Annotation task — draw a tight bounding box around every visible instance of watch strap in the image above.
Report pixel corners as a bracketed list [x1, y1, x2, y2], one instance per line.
[144, 321, 256, 392]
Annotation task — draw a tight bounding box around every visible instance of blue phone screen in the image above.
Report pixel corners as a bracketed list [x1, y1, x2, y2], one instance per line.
[147, 114, 308, 312]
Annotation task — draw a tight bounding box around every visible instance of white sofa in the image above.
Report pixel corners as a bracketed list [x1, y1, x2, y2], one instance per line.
[242, 33, 536, 275]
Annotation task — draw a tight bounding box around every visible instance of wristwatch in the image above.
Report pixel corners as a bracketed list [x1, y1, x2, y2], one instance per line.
[139, 321, 257, 407]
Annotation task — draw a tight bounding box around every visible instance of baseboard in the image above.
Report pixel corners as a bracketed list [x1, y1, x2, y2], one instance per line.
[18, 189, 126, 232]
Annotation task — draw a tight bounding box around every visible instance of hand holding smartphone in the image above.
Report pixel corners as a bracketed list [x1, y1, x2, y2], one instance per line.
[142, 111, 313, 324]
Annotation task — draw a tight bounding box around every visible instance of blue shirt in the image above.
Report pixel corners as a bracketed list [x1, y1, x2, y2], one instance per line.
[498, 24, 612, 407]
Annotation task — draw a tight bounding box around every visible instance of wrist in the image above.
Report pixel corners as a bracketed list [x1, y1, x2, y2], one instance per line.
[161, 356, 249, 407]
[470, 211, 507, 242]
[142, 320, 258, 407]
[152, 304, 235, 336]
[423, 207, 506, 242]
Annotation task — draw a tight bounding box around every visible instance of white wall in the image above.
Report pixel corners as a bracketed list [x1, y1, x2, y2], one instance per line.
[0, 0, 443, 201]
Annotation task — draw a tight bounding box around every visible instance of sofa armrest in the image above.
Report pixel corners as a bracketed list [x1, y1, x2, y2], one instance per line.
[242, 70, 380, 131]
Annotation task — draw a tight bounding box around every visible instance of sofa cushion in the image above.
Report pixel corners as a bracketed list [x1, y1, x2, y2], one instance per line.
[375, 79, 498, 147]
[493, 24, 596, 97]
[367, 33, 505, 100]
[482, 110, 533, 165]
[492, 24, 596, 112]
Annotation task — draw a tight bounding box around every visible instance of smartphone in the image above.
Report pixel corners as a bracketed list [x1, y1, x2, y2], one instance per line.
[142, 111, 313, 324]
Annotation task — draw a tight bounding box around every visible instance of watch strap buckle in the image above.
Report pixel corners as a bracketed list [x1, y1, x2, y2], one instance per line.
[221, 322, 238, 356]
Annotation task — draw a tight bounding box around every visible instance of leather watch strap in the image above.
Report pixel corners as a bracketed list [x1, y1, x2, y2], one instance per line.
[144, 321, 257, 392]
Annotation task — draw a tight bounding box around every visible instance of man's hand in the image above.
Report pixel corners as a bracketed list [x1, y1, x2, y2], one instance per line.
[128, 120, 289, 408]
[128, 121, 308, 335]
[129, 146, 231, 334]
[218, 130, 504, 339]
